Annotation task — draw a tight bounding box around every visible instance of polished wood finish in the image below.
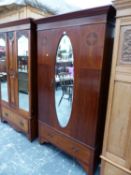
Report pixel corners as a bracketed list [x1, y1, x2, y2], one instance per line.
[37, 6, 116, 175]
[0, 19, 37, 141]
[101, 1, 131, 175]
[2, 105, 28, 133]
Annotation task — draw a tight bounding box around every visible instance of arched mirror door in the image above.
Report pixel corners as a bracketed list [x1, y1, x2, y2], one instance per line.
[0, 33, 8, 102]
[17, 31, 29, 111]
[55, 34, 74, 128]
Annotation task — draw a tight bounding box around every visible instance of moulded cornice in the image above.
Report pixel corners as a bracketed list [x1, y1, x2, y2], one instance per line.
[113, 0, 131, 10]
[113, 0, 131, 17]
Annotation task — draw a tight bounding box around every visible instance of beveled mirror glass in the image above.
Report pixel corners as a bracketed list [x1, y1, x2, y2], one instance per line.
[55, 34, 74, 127]
[17, 33, 29, 111]
[0, 34, 9, 102]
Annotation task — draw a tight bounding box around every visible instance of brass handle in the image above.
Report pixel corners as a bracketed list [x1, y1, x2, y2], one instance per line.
[72, 146, 80, 153]
[19, 120, 24, 127]
[4, 112, 8, 117]
[47, 133, 54, 138]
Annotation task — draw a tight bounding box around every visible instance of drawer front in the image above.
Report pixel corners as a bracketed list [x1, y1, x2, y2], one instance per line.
[2, 107, 13, 120]
[39, 122, 92, 164]
[2, 107, 28, 133]
[13, 113, 28, 133]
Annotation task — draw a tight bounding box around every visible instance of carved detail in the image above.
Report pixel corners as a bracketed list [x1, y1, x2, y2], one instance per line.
[0, 33, 6, 40]
[8, 32, 14, 41]
[17, 31, 28, 39]
[86, 32, 98, 46]
[121, 30, 131, 63]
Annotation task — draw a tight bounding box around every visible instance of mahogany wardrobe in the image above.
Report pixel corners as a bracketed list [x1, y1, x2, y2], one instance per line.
[0, 19, 37, 141]
[36, 6, 116, 175]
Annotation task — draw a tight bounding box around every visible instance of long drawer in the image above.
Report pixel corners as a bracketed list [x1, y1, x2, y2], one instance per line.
[2, 107, 28, 133]
[39, 121, 93, 164]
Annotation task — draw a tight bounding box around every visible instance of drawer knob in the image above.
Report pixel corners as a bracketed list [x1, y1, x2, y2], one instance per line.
[47, 133, 54, 138]
[4, 112, 8, 117]
[19, 121, 24, 127]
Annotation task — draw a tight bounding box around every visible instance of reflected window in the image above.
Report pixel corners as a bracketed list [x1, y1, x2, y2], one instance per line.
[55, 34, 74, 128]
[17, 32, 29, 111]
[0, 33, 8, 102]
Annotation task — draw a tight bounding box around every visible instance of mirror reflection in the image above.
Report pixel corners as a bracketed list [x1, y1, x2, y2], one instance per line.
[0, 34, 8, 102]
[55, 34, 74, 128]
[17, 34, 29, 111]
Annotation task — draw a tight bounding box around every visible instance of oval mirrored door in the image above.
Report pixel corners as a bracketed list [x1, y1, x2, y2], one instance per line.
[0, 33, 9, 102]
[55, 34, 74, 128]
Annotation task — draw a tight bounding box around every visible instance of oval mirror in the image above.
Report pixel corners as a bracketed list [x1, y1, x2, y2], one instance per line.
[55, 34, 74, 128]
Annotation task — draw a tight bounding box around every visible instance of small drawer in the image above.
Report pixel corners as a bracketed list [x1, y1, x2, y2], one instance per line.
[2, 107, 13, 121]
[13, 114, 28, 133]
[1, 106, 28, 133]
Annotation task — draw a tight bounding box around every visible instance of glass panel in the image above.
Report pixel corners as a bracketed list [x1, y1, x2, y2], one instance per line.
[0, 33, 8, 102]
[17, 33, 29, 111]
[55, 34, 74, 128]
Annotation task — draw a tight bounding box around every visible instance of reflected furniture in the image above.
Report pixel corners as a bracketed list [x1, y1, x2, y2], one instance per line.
[58, 72, 73, 106]
[0, 19, 37, 141]
[101, 1, 131, 175]
[18, 72, 28, 93]
[37, 6, 116, 175]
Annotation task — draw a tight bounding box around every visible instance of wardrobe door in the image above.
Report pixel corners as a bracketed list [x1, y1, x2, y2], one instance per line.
[0, 33, 9, 102]
[38, 24, 105, 146]
[38, 28, 77, 124]
[16, 30, 30, 112]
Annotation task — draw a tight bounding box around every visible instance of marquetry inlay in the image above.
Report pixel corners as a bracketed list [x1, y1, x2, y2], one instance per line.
[86, 32, 98, 46]
[121, 29, 131, 63]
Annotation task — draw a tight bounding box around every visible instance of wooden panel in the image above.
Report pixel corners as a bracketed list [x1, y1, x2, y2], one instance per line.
[107, 81, 131, 161]
[79, 25, 105, 70]
[102, 162, 129, 175]
[8, 32, 15, 70]
[101, 12, 131, 174]
[127, 113, 131, 171]
[115, 72, 131, 83]
[7, 31, 18, 106]
[74, 68, 100, 146]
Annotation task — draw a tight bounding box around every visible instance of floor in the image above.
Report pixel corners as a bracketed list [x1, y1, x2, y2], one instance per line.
[0, 121, 100, 175]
